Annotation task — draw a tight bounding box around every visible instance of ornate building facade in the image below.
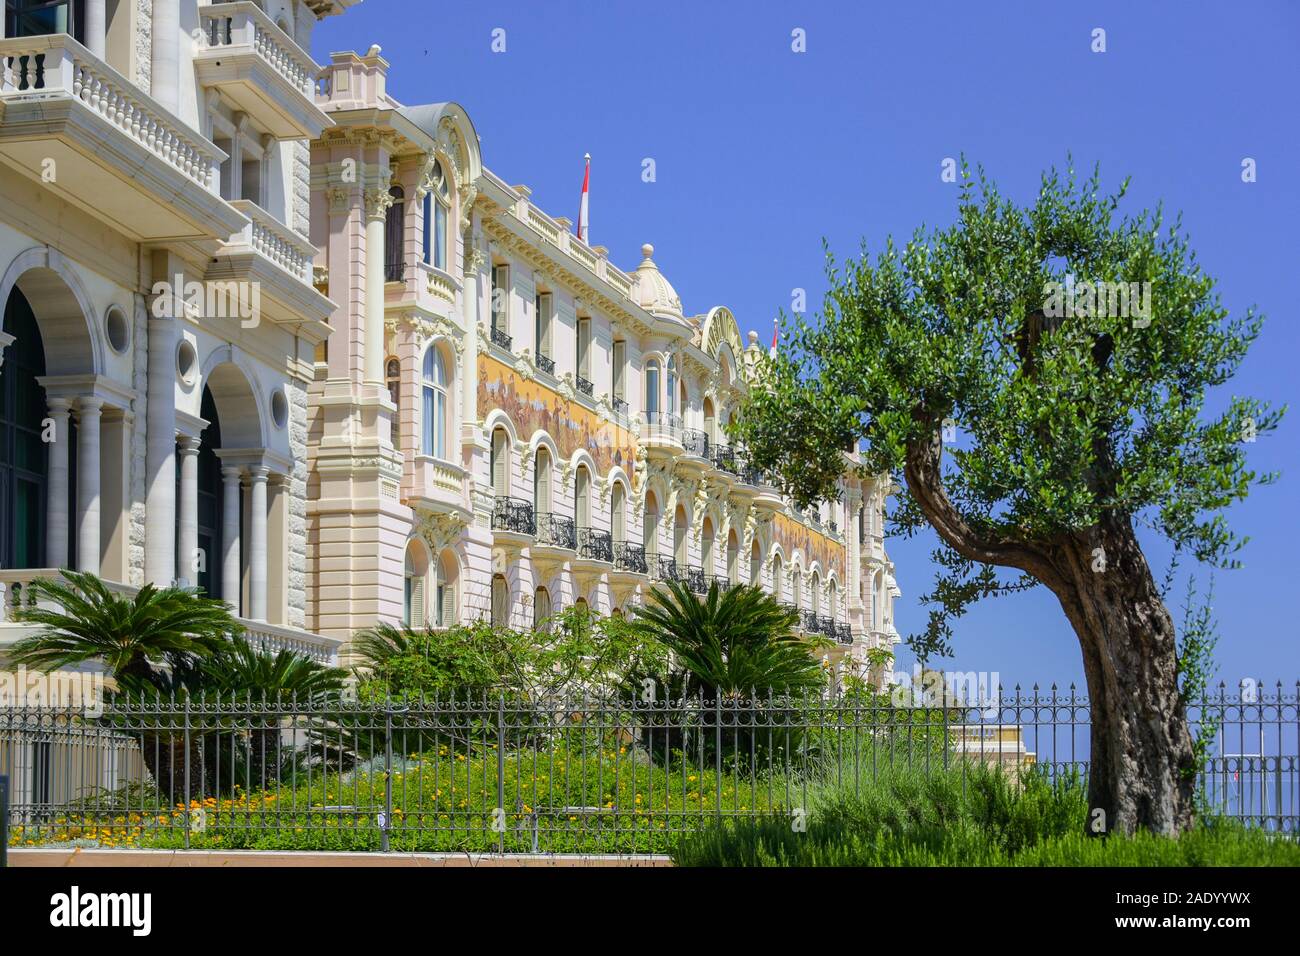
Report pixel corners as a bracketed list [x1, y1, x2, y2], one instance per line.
[308, 48, 901, 665]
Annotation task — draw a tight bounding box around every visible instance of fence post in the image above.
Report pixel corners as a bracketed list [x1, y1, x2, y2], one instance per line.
[496, 694, 505, 854]
[382, 704, 393, 853]
[715, 696, 722, 816]
[183, 696, 191, 850]
[0, 774, 8, 868]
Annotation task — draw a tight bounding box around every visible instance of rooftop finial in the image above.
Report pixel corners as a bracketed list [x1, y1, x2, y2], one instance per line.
[641, 243, 654, 259]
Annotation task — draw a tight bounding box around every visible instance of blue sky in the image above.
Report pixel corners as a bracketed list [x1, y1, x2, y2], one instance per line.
[317, 1, 1300, 689]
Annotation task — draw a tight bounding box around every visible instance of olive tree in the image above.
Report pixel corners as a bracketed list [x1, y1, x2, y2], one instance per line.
[730, 163, 1282, 835]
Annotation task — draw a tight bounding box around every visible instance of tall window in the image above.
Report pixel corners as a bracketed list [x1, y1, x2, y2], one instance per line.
[384, 185, 405, 282]
[491, 264, 508, 333]
[701, 518, 714, 574]
[772, 554, 783, 598]
[643, 491, 660, 558]
[490, 427, 509, 496]
[749, 540, 762, 586]
[793, 568, 803, 608]
[533, 445, 551, 513]
[828, 580, 838, 622]
[491, 574, 510, 628]
[422, 160, 449, 269]
[534, 292, 552, 361]
[612, 340, 626, 400]
[611, 482, 626, 543]
[575, 465, 591, 529]
[576, 316, 591, 380]
[422, 346, 448, 459]
[534, 586, 552, 632]
[434, 550, 457, 628]
[810, 570, 821, 616]
[403, 548, 423, 626]
[645, 360, 660, 416]
[666, 355, 677, 415]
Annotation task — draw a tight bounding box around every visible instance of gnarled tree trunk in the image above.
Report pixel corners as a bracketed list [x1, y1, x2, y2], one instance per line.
[1053, 518, 1196, 835]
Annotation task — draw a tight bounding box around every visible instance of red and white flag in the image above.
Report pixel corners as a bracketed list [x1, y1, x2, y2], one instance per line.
[577, 153, 591, 243]
[769, 318, 779, 358]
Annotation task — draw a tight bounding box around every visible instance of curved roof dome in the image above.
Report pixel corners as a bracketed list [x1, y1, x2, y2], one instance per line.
[633, 244, 683, 319]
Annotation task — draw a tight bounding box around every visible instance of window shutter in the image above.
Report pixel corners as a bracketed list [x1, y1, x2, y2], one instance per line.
[492, 431, 507, 495]
[411, 577, 425, 626]
[492, 576, 509, 627]
[440, 581, 455, 627]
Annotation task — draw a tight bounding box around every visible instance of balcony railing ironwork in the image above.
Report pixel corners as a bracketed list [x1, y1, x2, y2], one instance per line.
[612, 397, 629, 418]
[492, 496, 535, 535]
[536, 353, 555, 375]
[385, 259, 405, 283]
[490, 324, 512, 351]
[577, 527, 613, 562]
[535, 512, 576, 550]
[709, 574, 733, 591]
[711, 443, 736, 474]
[834, 622, 853, 645]
[682, 428, 709, 459]
[655, 556, 681, 582]
[576, 375, 594, 397]
[685, 565, 707, 594]
[613, 542, 647, 573]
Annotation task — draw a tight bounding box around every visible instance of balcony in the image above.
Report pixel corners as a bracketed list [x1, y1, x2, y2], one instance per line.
[681, 428, 709, 460]
[206, 199, 331, 320]
[576, 375, 594, 398]
[491, 496, 534, 544]
[612, 397, 629, 419]
[685, 565, 707, 595]
[576, 527, 612, 563]
[196, 1, 331, 140]
[490, 324, 512, 352]
[834, 622, 854, 645]
[711, 443, 737, 475]
[535, 512, 576, 548]
[640, 410, 683, 459]
[0, 34, 243, 243]
[384, 258, 405, 283]
[408, 457, 471, 522]
[536, 353, 555, 375]
[611, 542, 648, 575]
[654, 556, 681, 583]
[709, 574, 733, 592]
[0, 570, 341, 664]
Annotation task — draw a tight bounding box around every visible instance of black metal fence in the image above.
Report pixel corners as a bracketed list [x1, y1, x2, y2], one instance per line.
[0, 683, 1295, 855]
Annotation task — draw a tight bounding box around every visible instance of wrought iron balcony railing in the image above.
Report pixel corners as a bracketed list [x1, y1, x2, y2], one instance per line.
[535, 512, 576, 550]
[682, 428, 709, 459]
[385, 259, 405, 283]
[577, 527, 613, 563]
[576, 375, 594, 397]
[613, 542, 648, 573]
[801, 609, 820, 633]
[491, 324, 512, 351]
[642, 410, 682, 434]
[711, 443, 737, 474]
[612, 397, 629, 418]
[492, 496, 535, 535]
[834, 622, 853, 645]
[709, 574, 733, 592]
[655, 556, 681, 582]
[685, 565, 707, 594]
[536, 353, 555, 375]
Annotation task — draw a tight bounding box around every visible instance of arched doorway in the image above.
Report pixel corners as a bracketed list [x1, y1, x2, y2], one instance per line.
[0, 289, 48, 568]
[195, 386, 225, 600]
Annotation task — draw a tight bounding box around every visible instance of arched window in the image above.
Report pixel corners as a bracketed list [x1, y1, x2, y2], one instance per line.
[385, 185, 405, 282]
[827, 579, 838, 623]
[645, 360, 660, 417]
[575, 464, 591, 529]
[701, 517, 715, 575]
[386, 357, 401, 449]
[673, 505, 687, 565]
[434, 550, 458, 627]
[491, 573, 510, 628]
[793, 567, 803, 608]
[611, 481, 626, 543]
[703, 397, 716, 445]
[534, 586, 552, 632]
[810, 570, 821, 617]
[422, 345, 448, 459]
[872, 572, 883, 630]
[490, 426, 509, 496]
[533, 445, 552, 513]
[404, 541, 428, 627]
[727, 529, 739, 584]
[772, 553, 783, 598]
[422, 159, 450, 270]
[749, 539, 762, 586]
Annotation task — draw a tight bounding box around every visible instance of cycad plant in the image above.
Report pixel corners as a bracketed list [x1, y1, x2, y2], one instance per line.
[628, 581, 829, 771]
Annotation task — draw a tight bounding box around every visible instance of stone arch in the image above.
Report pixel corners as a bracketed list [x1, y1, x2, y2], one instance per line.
[200, 350, 267, 448]
[0, 247, 102, 376]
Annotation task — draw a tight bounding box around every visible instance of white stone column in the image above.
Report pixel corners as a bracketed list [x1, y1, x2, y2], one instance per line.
[221, 465, 242, 615]
[248, 466, 269, 621]
[176, 436, 201, 587]
[145, 314, 177, 586]
[85, 0, 107, 59]
[45, 397, 72, 568]
[76, 397, 103, 575]
[363, 187, 393, 386]
[150, 0, 180, 114]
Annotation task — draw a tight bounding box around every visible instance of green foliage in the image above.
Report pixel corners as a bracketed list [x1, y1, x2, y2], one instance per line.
[731, 159, 1283, 658]
[628, 580, 828, 701]
[7, 569, 241, 683]
[673, 765, 1298, 866]
[1176, 575, 1221, 788]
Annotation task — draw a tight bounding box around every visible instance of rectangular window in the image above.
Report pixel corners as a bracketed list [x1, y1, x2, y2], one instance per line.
[612, 340, 626, 399]
[577, 316, 591, 377]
